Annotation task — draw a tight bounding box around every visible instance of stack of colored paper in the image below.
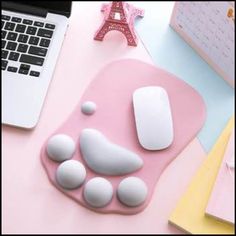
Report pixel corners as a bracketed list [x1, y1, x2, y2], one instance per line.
[206, 130, 235, 225]
[169, 117, 235, 234]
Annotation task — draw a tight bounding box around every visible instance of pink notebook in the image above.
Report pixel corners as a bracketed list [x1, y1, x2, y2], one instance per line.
[206, 129, 235, 224]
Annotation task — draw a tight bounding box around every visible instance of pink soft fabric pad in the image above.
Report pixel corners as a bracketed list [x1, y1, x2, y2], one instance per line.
[41, 59, 206, 215]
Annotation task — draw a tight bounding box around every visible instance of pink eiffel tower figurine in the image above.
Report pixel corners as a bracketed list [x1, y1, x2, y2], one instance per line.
[94, 1, 144, 46]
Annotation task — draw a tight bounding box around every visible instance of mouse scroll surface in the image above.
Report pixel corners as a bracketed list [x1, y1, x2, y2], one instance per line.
[133, 86, 174, 150]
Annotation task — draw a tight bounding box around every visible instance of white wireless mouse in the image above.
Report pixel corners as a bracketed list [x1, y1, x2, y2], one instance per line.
[133, 86, 174, 150]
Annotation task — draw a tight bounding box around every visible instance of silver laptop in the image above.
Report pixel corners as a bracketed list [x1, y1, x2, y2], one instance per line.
[2, 1, 72, 128]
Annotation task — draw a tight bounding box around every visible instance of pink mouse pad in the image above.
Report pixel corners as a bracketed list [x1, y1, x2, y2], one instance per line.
[41, 59, 206, 215]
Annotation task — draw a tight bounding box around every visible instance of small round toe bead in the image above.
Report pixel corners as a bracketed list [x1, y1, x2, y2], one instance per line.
[47, 134, 75, 162]
[84, 177, 113, 208]
[117, 177, 148, 207]
[81, 101, 97, 115]
[56, 160, 86, 189]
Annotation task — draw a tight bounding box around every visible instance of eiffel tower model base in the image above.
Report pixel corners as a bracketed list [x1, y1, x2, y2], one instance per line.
[94, 2, 144, 46]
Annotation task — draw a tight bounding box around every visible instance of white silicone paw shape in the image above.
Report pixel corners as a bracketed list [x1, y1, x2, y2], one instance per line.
[80, 128, 143, 175]
[117, 177, 148, 207]
[81, 101, 97, 115]
[84, 177, 113, 208]
[56, 160, 86, 189]
[47, 134, 75, 162]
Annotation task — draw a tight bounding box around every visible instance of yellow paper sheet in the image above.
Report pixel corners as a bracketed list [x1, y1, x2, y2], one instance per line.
[169, 117, 235, 234]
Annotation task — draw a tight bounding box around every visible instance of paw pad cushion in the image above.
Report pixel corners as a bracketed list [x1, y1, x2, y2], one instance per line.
[83, 177, 113, 208]
[80, 128, 143, 175]
[47, 134, 75, 162]
[117, 177, 148, 207]
[56, 160, 86, 189]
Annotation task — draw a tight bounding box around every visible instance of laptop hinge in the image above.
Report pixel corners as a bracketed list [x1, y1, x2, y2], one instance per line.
[2, 1, 47, 18]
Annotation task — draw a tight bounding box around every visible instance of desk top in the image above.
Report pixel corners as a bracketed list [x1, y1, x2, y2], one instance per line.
[3, 1, 232, 234]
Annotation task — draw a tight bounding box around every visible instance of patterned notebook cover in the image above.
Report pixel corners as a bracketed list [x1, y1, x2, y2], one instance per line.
[170, 2, 235, 87]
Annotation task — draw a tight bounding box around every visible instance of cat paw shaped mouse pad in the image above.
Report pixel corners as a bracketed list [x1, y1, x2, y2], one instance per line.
[41, 59, 206, 215]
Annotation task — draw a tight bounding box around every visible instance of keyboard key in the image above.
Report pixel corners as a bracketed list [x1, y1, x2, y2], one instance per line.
[28, 46, 47, 57]
[19, 64, 30, 74]
[15, 24, 26, 33]
[6, 41, 17, 51]
[4, 22, 15, 31]
[7, 66, 17, 72]
[2, 30, 7, 39]
[2, 60, 8, 70]
[2, 40, 6, 49]
[29, 36, 39, 45]
[18, 34, 28, 43]
[39, 38, 50, 48]
[45, 23, 55, 29]
[37, 28, 53, 38]
[2, 50, 8, 59]
[20, 54, 44, 66]
[19, 68, 29, 74]
[2, 15, 10, 21]
[11, 17, 21, 23]
[20, 64, 30, 69]
[26, 26, 37, 35]
[17, 44, 28, 53]
[22, 19, 33, 25]
[8, 52, 20, 61]
[30, 71, 40, 77]
[34, 21, 44, 27]
[2, 20, 4, 29]
[7, 32, 17, 41]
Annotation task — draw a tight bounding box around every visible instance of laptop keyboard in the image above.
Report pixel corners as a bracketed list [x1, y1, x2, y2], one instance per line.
[1, 14, 55, 77]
